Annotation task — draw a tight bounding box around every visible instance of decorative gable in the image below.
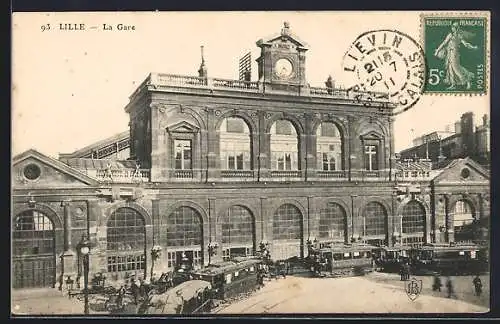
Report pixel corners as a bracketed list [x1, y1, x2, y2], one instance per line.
[12, 149, 99, 188]
[360, 131, 383, 141]
[166, 121, 200, 134]
[432, 157, 489, 184]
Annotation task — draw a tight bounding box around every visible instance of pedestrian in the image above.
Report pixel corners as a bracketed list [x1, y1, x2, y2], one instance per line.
[131, 278, 140, 304]
[473, 275, 482, 297]
[400, 263, 405, 281]
[432, 272, 442, 292]
[446, 277, 456, 299]
[405, 262, 411, 280]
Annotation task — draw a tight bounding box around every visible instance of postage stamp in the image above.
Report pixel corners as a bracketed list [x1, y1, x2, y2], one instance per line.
[421, 14, 488, 95]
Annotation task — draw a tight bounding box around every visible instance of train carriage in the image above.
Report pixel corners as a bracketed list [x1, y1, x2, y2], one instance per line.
[191, 257, 262, 301]
[411, 243, 488, 275]
[309, 243, 376, 278]
[372, 245, 414, 273]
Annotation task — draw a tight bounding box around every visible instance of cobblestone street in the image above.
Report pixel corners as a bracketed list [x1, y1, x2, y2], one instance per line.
[215, 273, 489, 314]
[11, 272, 489, 315]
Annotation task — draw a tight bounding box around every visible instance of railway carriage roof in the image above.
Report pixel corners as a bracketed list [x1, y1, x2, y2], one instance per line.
[319, 243, 376, 253]
[193, 258, 261, 276]
[145, 280, 212, 313]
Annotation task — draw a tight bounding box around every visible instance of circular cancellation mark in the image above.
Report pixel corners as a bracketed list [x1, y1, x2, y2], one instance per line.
[342, 29, 426, 116]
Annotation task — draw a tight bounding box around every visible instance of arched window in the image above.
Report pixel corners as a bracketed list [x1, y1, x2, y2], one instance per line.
[316, 122, 343, 171]
[219, 117, 251, 170]
[221, 205, 255, 260]
[402, 201, 425, 234]
[273, 204, 302, 240]
[319, 202, 346, 242]
[13, 210, 56, 288]
[453, 200, 476, 242]
[106, 207, 146, 278]
[163, 206, 203, 268]
[270, 120, 299, 171]
[362, 202, 386, 237]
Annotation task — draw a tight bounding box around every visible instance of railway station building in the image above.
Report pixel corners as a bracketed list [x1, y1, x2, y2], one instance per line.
[12, 23, 490, 289]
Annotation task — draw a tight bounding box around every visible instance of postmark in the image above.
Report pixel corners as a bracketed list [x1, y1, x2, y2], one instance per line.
[405, 277, 423, 301]
[342, 30, 426, 116]
[421, 13, 488, 95]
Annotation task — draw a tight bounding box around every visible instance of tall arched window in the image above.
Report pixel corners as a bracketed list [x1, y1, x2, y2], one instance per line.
[163, 206, 203, 269]
[270, 120, 299, 171]
[219, 117, 251, 170]
[272, 204, 303, 259]
[362, 202, 386, 237]
[13, 210, 56, 288]
[106, 207, 146, 279]
[402, 201, 425, 234]
[319, 202, 346, 242]
[453, 200, 476, 242]
[316, 122, 343, 171]
[221, 205, 255, 260]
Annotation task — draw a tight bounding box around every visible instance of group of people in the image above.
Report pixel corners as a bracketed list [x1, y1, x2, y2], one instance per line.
[432, 273, 483, 299]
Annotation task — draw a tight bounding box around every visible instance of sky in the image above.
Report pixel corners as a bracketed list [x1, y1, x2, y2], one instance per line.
[12, 11, 490, 158]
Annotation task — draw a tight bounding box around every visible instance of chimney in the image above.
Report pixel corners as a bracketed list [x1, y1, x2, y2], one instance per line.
[483, 114, 489, 126]
[198, 45, 208, 78]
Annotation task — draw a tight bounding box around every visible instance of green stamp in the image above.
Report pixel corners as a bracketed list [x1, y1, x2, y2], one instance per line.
[423, 16, 487, 94]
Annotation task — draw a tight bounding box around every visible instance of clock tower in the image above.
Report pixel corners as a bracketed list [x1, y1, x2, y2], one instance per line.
[256, 22, 309, 94]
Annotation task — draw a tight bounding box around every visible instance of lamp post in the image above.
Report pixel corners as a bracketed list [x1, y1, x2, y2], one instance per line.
[207, 242, 218, 265]
[78, 235, 91, 315]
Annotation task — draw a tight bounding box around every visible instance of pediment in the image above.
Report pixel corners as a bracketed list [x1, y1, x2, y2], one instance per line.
[432, 157, 490, 184]
[360, 131, 383, 140]
[256, 24, 309, 50]
[12, 149, 99, 188]
[166, 121, 200, 134]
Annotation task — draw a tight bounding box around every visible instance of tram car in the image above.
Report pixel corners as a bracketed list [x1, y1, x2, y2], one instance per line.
[371, 245, 414, 273]
[190, 257, 262, 301]
[309, 243, 376, 278]
[411, 243, 488, 275]
[138, 279, 212, 315]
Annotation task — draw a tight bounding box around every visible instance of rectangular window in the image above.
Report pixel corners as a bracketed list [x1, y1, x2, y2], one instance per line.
[228, 155, 235, 169]
[278, 155, 285, 170]
[175, 140, 192, 170]
[364, 145, 378, 171]
[285, 153, 292, 170]
[236, 153, 244, 170]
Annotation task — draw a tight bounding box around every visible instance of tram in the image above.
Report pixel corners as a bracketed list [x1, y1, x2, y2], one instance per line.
[308, 243, 376, 277]
[411, 242, 488, 275]
[190, 257, 262, 300]
[371, 245, 414, 273]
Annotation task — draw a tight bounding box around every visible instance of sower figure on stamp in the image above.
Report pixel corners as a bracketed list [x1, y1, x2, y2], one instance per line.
[434, 21, 478, 90]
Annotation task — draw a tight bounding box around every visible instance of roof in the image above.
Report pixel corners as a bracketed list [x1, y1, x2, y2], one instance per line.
[319, 243, 376, 253]
[12, 149, 99, 186]
[193, 259, 261, 276]
[59, 158, 138, 170]
[144, 280, 211, 314]
[395, 160, 433, 171]
[58, 131, 129, 159]
[256, 22, 309, 49]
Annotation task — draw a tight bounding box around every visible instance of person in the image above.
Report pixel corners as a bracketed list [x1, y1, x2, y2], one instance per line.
[404, 262, 411, 280]
[400, 262, 405, 281]
[432, 273, 442, 292]
[473, 275, 483, 297]
[446, 277, 456, 299]
[434, 21, 478, 90]
[131, 278, 140, 304]
[325, 75, 334, 94]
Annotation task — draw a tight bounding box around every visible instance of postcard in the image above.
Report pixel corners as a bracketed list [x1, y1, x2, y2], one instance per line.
[11, 11, 490, 315]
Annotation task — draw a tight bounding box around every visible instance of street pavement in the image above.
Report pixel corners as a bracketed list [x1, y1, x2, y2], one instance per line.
[11, 272, 489, 315]
[215, 273, 489, 314]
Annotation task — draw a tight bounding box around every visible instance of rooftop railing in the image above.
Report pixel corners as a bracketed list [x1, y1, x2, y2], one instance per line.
[145, 73, 392, 105]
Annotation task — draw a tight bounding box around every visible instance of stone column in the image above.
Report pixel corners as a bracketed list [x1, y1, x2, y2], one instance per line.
[206, 109, 219, 181]
[444, 194, 454, 243]
[258, 111, 270, 180]
[59, 201, 76, 291]
[388, 192, 397, 246]
[208, 198, 222, 264]
[349, 195, 358, 242]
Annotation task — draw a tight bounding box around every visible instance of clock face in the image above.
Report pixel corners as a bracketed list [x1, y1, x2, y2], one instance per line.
[274, 58, 293, 79]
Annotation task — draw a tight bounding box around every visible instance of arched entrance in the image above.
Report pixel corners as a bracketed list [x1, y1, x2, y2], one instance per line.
[319, 202, 347, 244]
[272, 204, 303, 260]
[106, 207, 146, 280]
[401, 200, 425, 245]
[164, 206, 203, 270]
[13, 210, 56, 288]
[221, 205, 255, 260]
[453, 200, 476, 242]
[362, 202, 387, 246]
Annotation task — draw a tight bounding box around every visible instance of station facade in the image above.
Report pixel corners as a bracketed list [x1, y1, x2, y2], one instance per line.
[12, 23, 490, 289]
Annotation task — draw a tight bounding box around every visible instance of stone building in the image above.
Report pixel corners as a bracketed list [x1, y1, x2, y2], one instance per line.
[399, 112, 491, 168]
[11, 23, 490, 290]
